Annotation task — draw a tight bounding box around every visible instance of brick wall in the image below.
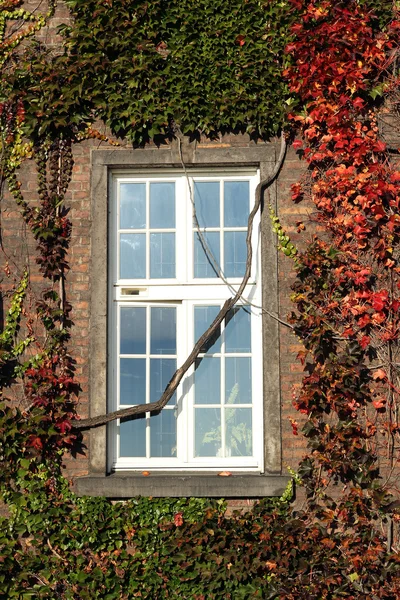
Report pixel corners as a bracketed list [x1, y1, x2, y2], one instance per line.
[2, 1, 310, 501]
[276, 146, 309, 472]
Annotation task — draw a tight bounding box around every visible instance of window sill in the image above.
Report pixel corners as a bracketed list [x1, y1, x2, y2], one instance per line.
[73, 472, 290, 498]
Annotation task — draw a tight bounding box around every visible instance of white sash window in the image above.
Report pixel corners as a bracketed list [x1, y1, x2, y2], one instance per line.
[108, 170, 263, 471]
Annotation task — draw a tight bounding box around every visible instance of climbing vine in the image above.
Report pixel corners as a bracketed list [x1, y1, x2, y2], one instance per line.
[1, 0, 400, 597]
[285, 0, 400, 496]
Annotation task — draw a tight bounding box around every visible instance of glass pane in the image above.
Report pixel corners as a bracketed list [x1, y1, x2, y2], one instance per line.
[150, 358, 176, 406]
[194, 408, 221, 457]
[224, 231, 247, 277]
[120, 417, 146, 457]
[151, 307, 176, 355]
[194, 305, 221, 354]
[194, 357, 221, 405]
[150, 182, 175, 229]
[225, 307, 251, 353]
[194, 231, 220, 278]
[225, 358, 252, 404]
[224, 181, 249, 227]
[225, 408, 252, 457]
[194, 181, 220, 228]
[120, 233, 146, 279]
[120, 307, 146, 354]
[120, 183, 146, 229]
[150, 410, 177, 457]
[150, 233, 175, 278]
[120, 358, 146, 405]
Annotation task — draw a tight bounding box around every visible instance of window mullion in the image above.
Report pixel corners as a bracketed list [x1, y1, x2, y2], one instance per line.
[184, 180, 192, 464]
[181, 301, 190, 464]
[188, 176, 194, 282]
[115, 301, 121, 467]
[145, 305, 151, 458]
[145, 180, 150, 280]
[220, 179, 224, 279]
[187, 300, 197, 463]
[220, 313, 226, 458]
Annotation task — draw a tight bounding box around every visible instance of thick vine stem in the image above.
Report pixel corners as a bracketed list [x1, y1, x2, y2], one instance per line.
[73, 133, 287, 430]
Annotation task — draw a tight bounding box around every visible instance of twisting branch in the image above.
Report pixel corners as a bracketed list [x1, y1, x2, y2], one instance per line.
[73, 133, 287, 430]
[177, 132, 293, 331]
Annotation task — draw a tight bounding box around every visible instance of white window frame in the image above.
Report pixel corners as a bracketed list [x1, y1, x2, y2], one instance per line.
[107, 169, 263, 472]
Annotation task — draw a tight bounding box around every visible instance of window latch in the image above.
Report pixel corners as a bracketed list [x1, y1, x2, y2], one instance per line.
[120, 287, 148, 296]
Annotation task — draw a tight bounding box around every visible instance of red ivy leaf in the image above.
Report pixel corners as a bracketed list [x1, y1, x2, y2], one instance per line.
[372, 369, 386, 380]
[359, 335, 370, 349]
[235, 35, 245, 46]
[27, 435, 43, 450]
[174, 512, 184, 527]
[372, 399, 385, 409]
[289, 417, 299, 436]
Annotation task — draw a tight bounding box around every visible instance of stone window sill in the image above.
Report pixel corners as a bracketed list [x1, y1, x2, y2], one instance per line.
[73, 473, 290, 498]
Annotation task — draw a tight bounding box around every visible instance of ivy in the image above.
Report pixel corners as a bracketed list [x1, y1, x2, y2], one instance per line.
[6, 0, 296, 145]
[280, 1, 400, 576]
[269, 204, 298, 260]
[0, 270, 31, 365]
[1, 0, 400, 597]
[1, 470, 399, 598]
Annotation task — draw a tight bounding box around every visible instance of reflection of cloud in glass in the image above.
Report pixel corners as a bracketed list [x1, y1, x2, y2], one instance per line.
[150, 182, 175, 229]
[150, 233, 175, 278]
[224, 181, 249, 227]
[194, 231, 220, 278]
[194, 182, 219, 228]
[120, 233, 146, 279]
[151, 307, 176, 355]
[120, 307, 146, 354]
[121, 237, 142, 251]
[120, 182, 146, 229]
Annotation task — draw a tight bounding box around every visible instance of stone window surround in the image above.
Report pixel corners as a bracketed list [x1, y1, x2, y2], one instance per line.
[74, 139, 290, 498]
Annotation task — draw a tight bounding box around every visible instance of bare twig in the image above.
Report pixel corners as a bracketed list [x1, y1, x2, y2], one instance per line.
[262, 307, 294, 329]
[73, 133, 287, 430]
[47, 538, 66, 563]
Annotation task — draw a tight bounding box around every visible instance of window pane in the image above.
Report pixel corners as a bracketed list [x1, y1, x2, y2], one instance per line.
[150, 233, 175, 279]
[120, 307, 146, 354]
[224, 181, 249, 227]
[225, 358, 252, 404]
[224, 231, 247, 277]
[151, 307, 176, 355]
[120, 233, 146, 279]
[194, 181, 220, 228]
[120, 358, 146, 405]
[194, 305, 221, 354]
[194, 231, 220, 278]
[120, 183, 146, 229]
[194, 357, 221, 405]
[120, 417, 146, 457]
[150, 182, 175, 229]
[150, 358, 176, 406]
[150, 410, 177, 457]
[225, 408, 252, 457]
[194, 408, 221, 457]
[225, 307, 251, 353]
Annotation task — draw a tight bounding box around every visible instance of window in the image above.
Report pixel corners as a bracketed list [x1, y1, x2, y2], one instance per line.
[108, 171, 263, 471]
[78, 144, 287, 498]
